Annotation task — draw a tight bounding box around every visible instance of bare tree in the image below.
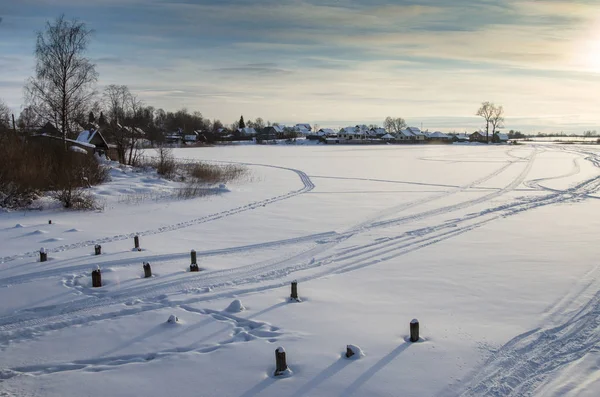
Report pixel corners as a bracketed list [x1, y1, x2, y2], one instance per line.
[384, 116, 407, 134]
[17, 106, 43, 135]
[476, 102, 495, 143]
[25, 15, 98, 148]
[102, 84, 131, 163]
[490, 105, 504, 136]
[0, 99, 10, 130]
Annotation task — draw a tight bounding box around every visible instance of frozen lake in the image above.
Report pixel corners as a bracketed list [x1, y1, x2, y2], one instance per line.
[1, 143, 600, 397]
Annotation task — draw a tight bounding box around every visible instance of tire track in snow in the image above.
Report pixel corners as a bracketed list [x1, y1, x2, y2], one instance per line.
[357, 147, 537, 232]
[4, 160, 599, 346]
[0, 163, 315, 265]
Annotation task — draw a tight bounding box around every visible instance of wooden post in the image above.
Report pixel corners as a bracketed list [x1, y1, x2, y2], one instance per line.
[190, 263, 199, 272]
[92, 269, 102, 288]
[290, 281, 298, 301]
[48, 220, 52, 225]
[410, 319, 419, 342]
[39, 248, 47, 262]
[94, 244, 102, 255]
[143, 262, 152, 278]
[191, 249, 197, 265]
[134, 235, 140, 251]
[274, 347, 288, 376]
[346, 345, 355, 358]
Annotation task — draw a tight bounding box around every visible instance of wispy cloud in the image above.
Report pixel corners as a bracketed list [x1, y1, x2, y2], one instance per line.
[2, 0, 600, 131]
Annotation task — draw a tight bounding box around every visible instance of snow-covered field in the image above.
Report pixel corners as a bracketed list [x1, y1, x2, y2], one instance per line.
[1, 143, 600, 397]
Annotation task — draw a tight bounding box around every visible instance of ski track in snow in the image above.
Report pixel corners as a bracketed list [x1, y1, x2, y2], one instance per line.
[444, 145, 600, 397]
[0, 162, 315, 265]
[2, 145, 600, 394]
[3, 147, 599, 351]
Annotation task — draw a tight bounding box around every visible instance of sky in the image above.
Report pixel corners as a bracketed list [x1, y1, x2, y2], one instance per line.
[1, 0, 600, 133]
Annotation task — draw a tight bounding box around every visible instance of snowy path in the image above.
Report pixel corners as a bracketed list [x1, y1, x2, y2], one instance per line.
[0, 163, 315, 264]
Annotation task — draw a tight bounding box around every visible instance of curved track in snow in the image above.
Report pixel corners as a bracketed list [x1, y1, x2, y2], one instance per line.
[5, 147, 600, 349]
[0, 163, 315, 264]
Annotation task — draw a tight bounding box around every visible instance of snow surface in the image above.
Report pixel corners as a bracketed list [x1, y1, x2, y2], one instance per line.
[1, 143, 600, 396]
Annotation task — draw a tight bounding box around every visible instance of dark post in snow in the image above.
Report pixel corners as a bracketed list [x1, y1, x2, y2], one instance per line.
[190, 263, 199, 272]
[94, 244, 102, 255]
[191, 250, 197, 265]
[346, 345, 355, 358]
[48, 220, 52, 225]
[274, 347, 288, 376]
[92, 268, 102, 288]
[143, 262, 152, 278]
[290, 281, 298, 301]
[134, 235, 140, 251]
[410, 319, 419, 342]
[39, 248, 47, 262]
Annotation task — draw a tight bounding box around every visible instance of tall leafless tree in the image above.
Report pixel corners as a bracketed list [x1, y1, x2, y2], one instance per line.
[384, 116, 407, 134]
[476, 102, 495, 143]
[490, 105, 504, 136]
[25, 15, 98, 148]
[102, 84, 131, 163]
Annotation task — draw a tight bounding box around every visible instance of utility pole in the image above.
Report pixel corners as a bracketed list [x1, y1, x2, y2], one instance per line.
[12, 113, 16, 134]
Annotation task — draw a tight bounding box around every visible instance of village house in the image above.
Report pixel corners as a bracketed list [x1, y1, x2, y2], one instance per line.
[470, 130, 489, 143]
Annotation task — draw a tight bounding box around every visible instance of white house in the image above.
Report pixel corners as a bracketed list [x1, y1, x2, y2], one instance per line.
[396, 129, 415, 141]
[339, 126, 369, 140]
[405, 127, 426, 141]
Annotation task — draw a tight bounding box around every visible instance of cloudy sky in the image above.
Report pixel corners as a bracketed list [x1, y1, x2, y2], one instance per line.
[2, 0, 600, 132]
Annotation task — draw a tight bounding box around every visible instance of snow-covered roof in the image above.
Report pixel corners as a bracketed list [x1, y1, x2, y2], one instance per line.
[238, 127, 257, 135]
[399, 129, 415, 137]
[406, 127, 425, 136]
[76, 130, 95, 144]
[381, 133, 395, 139]
[318, 128, 336, 136]
[371, 128, 386, 135]
[428, 131, 449, 138]
[295, 123, 311, 131]
[496, 133, 509, 140]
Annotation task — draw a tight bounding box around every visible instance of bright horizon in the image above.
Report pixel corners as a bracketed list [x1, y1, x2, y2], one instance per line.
[2, 0, 600, 133]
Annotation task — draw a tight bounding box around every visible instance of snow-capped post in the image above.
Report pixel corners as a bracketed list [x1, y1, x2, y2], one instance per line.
[290, 281, 298, 301]
[94, 244, 101, 255]
[191, 249, 197, 265]
[346, 345, 355, 358]
[143, 262, 152, 278]
[274, 347, 288, 376]
[39, 247, 47, 262]
[92, 268, 102, 288]
[134, 235, 140, 251]
[410, 319, 419, 342]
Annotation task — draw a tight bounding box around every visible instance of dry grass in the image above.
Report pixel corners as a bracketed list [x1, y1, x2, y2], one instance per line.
[186, 162, 248, 184]
[0, 135, 108, 209]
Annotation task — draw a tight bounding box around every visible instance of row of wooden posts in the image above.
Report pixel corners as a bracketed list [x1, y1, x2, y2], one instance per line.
[39, 235, 422, 367]
[274, 324, 419, 377]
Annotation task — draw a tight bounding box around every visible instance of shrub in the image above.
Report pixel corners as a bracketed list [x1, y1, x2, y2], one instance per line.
[0, 136, 108, 209]
[155, 146, 177, 178]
